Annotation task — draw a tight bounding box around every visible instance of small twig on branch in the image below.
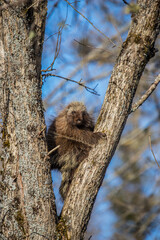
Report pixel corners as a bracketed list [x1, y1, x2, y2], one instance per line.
[38, 126, 46, 136]
[42, 73, 100, 95]
[22, 0, 39, 15]
[74, 39, 112, 53]
[46, 29, 62, 72]
[149, 135, 160, 169]
[48, 145, 60, 156]
[42, 7, 68, 72]
[44, 30, 61, 43]
[130, 74, 160, 113]
[64, 0, 116, 47]
[51, 131, 94, 147]
[122, 0, 129, 5]
[45, 145, 60, 161]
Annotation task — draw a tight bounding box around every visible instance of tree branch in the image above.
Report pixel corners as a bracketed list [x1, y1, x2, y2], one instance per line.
[122, 0, 129, 5]
[42, 73, 100, 95]
[131, 74, 160, 113]
[149, 135, 160, 169]
[64, 0, 116, 47]
[46, 145, 60, 159]
[60, 1, 160, 239]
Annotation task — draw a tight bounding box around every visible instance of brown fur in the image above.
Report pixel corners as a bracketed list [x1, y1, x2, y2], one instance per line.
[46, 102, 105, 200]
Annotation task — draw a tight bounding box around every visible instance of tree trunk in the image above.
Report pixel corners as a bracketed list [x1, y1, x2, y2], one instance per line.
[61, 0, 160, 239]
[0, 1, 56, 239]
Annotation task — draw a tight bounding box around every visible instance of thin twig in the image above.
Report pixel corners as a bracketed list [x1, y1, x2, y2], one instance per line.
[22, 0, 39, 15]
[110, 20, 123, 44]
[44, 140, 61, 161]
[42, 73, 100, 95]
[48, 131, 93, 147]
[45, 145, 60, 161]
[42, 5, 69, 72]
[64, 0, 116, 47]
[38, 126, 46, 136]
[131, 74, 160, 113]
[47, 145, 60, 156]
[74, 39, 112, 53]
[45, 29, 62, 72]
[149, 135, 160, 169]
[122, 0, 129, 5]
[44, 30, 61, 43]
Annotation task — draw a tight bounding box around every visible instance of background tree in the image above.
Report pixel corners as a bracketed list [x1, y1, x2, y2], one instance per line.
[0, 0, 160, 240]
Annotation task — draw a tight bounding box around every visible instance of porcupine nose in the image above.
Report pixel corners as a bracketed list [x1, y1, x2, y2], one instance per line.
[77, 119, 82, 124]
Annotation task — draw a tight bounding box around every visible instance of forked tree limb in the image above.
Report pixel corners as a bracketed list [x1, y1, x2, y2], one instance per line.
[61, 0, 160, 239]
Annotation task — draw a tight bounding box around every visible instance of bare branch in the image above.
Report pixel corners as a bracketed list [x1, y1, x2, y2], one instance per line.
[42, 73, 100, 95]
[64, 0, 116, 47]
[38, 126, 46, 136]
[43, 72, 109, 109]
[149, 135, 160, 169]
[43, 29, 62, 72]
[131, 74, 160, 113]
[48, 131, 94, 147]
[44, 146, 60, 161]
[44, 30, 61, 43]
[46, 127, 99, 161]
[45, 128, 97, 161]
[74, 39, 112, 53]
[47, 145, 60, 156]
[42, 7, 69, 73]
[122, 0, 129, 5]
[22, 0, 40, 15]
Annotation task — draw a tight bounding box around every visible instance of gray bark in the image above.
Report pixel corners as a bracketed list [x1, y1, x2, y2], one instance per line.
[61, 0, 160, 239]
[0, 1, 56, 239]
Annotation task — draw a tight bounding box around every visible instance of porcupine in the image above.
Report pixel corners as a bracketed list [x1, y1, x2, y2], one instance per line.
[46, 102, 105, 200]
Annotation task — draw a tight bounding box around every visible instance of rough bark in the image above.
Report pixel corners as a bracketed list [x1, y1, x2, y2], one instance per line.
[0, 1, 57, 239]
[61, 0, 160, 239]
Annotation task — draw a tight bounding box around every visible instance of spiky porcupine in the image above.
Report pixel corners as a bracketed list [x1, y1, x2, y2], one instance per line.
[46, 102, 105, 200]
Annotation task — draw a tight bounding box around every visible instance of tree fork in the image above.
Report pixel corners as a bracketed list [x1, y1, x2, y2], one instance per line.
[61, 0, 160, 239]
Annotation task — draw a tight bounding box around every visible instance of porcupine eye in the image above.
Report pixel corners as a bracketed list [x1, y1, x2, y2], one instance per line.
[82, 111, 86, 117]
